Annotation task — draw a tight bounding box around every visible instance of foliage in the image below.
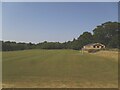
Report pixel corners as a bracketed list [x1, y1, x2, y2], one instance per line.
[2, 21, 119, 51]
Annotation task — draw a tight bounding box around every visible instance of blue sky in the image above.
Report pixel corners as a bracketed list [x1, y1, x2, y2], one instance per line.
[0, 3, 2, 40]
[2, 2, 118, 43]
[1, 0, 119, 2]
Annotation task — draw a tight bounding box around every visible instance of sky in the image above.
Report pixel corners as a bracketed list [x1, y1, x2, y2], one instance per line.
[0, 3, 2, 40]
[1, 0, 119, 2]
[2, 2, 118, 43]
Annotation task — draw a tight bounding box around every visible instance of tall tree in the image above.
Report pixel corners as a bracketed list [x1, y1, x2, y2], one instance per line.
[93, 22, 119, 47]
[77, 32, 93, 48]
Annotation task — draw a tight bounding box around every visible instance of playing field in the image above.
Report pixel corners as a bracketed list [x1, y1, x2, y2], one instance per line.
[2, 49, 118, 88]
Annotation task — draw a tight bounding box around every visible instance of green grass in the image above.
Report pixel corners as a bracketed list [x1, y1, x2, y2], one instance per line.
[2, 49, 118, 88]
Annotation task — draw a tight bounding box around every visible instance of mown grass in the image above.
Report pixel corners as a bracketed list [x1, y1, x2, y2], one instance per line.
[2, 49, 118, 88]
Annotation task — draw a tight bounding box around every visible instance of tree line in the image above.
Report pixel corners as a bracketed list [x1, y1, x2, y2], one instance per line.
[1, 21, 120, 51]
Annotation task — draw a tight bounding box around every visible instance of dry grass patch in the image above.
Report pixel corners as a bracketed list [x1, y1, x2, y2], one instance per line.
[89, 50, 119, 61]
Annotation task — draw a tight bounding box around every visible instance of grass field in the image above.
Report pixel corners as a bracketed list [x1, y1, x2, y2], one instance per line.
[2, 49, 118, 88]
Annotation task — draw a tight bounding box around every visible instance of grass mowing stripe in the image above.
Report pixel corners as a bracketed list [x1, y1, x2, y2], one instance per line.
[2, 49, 118, 88]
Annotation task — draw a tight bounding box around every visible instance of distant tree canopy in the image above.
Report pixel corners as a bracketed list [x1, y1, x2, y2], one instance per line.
[93, 22, 119, 46]
[1, 21, 120, 51]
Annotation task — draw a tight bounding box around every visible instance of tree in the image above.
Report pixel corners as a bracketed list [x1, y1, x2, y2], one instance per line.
[93, 22, 119, 47]
[77, 32, 93, 49]
[107, 35, 119, 48]
[2, 21, 119, 51]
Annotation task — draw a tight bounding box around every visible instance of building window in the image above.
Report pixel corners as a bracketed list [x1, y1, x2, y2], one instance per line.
[97, 46, 99, 48]
[101, 46, 104, 48]
[93, 46, 96, 48]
